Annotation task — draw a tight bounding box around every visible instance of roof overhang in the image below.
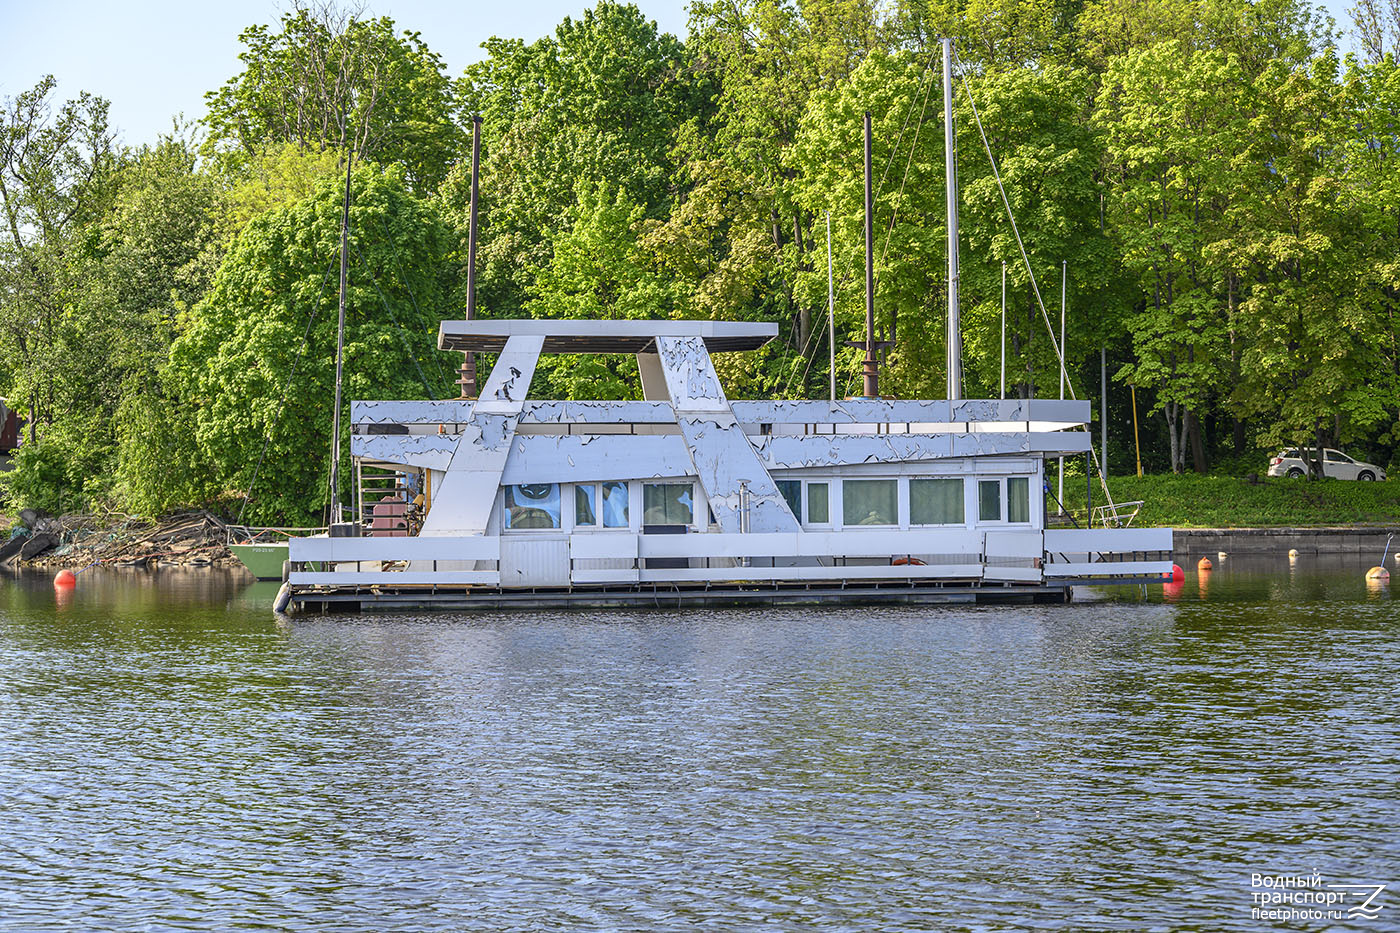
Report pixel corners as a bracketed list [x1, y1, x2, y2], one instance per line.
[438, 319, 778, 354]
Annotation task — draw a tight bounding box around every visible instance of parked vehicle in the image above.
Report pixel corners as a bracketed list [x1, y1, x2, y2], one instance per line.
[1268, 448, 1386, 481]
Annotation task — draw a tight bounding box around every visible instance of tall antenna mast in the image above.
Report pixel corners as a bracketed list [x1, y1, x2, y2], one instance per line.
[459, 115, 482, 398]
[862, 111, 878, 398]
[944, 38, 961, 401]
[329, 147, 352, 524]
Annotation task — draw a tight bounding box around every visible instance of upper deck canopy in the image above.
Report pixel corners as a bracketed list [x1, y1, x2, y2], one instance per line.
[438, 319, 778, 354]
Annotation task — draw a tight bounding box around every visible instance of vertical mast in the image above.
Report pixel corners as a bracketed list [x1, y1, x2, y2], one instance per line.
[827, 210, 836, 403]
[862, 111, 878, 398]
[1000, 261, 1006, 399]
[943, 38, 961, 401]
[330, 148, 352, 523]
[460, 115, 482, 399]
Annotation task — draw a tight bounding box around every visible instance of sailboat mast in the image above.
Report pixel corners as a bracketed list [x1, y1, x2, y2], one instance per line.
[944, 38, 961, 401]
[460, 115, 482, 399]
[330, 148, 352, 523]
[863, 111, 878, 399]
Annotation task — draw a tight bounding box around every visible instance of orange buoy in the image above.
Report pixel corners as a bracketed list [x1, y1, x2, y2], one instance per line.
[1365, 566, 1390, 582]
[1197, 557, 1213, 572]
[1166, 564, 1184, 583]
[54, 569, 77, 588]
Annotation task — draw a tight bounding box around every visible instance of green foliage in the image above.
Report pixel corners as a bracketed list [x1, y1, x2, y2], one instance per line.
[169, 162, 455, 525]
[7, 0, 1400, 526]
[204, 7, 464, 192]
[1058, 472, 1400, 527]
[450, 2, 701, 317]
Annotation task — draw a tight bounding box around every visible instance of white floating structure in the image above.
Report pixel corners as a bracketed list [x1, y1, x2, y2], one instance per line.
[284, 319, 1173, 611]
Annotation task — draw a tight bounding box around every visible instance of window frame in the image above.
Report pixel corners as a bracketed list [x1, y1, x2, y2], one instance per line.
[804, 480, 832, 527]
[909, 476, 966, 527]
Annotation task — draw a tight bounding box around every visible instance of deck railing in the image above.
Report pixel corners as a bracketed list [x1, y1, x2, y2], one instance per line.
[288, 526, 1173, 590]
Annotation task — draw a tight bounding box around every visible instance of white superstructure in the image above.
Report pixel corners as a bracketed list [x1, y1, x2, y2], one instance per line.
[285, 319, 1172, 611]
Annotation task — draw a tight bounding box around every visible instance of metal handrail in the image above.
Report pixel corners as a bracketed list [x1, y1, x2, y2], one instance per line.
[226, 524, 329, 545]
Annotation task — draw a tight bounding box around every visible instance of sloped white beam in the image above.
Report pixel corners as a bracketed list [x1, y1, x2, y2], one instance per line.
[657, 335, 798, 532]
[420, 334, 544, 535]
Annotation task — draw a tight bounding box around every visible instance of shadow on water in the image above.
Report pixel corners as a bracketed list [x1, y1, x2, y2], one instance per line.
[0, 560, 1394, 931]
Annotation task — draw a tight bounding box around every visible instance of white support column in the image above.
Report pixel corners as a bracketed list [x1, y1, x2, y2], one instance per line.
[656, 335, 799, 533]
[420, 334, 544, 536]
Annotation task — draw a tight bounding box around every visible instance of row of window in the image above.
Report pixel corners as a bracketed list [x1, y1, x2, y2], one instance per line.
[504, 482, 695, 530]
[778, 476, 1030, 526]
[503, 475, 1032, 531]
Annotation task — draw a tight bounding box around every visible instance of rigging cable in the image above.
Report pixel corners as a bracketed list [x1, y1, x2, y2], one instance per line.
[350, 239, 440, 400]
[956, 50, 1118, 520]
[375, 214, 452, 394]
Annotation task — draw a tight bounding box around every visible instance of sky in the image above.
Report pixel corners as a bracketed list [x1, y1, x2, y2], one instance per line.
[0, 0, 692, 147]
[0, 0, 1360, 149]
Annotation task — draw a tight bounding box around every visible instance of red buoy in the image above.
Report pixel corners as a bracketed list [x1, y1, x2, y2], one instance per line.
[54, 570, 77, 588]
[1164, 564, 1184, 583]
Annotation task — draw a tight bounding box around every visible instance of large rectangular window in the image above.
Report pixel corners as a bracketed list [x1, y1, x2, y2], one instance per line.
[600, 481, 629, 528]
[807, 482, 830, 524]
[978, 480, 1002, 522]
[643, 483, 693, 525]
[911, 478, 964, 525]
[505, 484, 561, 529]
[1008, 477, 1030, 523]
[843, 479, 897, 526]
[776, 480, 801, 518]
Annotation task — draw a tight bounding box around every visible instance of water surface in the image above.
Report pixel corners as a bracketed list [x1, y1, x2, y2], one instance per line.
[0, 560, 1395, 931]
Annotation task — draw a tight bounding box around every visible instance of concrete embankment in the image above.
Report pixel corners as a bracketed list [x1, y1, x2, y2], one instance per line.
[1173, 527, 1400, 560]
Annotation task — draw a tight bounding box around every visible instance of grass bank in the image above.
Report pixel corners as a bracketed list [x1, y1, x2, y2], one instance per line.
[1055, 473, 1400, 528]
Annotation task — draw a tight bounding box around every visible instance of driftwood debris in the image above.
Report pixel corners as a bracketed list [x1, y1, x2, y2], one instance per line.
[9, 510, 239, 569]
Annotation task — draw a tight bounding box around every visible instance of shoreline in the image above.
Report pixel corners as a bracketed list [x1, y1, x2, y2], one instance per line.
[1171, 526, 1400, 559]
[7, 515, 1397, 574]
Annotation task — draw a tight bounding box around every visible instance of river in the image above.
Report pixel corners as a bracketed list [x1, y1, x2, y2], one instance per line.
[0, 558, 1395, 931]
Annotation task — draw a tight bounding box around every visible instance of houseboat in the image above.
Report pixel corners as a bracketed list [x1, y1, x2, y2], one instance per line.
[281, 317, 1172, 611]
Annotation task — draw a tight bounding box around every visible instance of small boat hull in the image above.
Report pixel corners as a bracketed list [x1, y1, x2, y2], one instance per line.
[230, 543, 288, 580]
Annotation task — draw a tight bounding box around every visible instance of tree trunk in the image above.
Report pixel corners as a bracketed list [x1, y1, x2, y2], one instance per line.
[1166, 401, 1181, 474]
[1186, 409, 1208, 473]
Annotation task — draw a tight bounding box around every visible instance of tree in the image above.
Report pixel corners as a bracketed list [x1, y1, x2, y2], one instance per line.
[204, 2, 464, 193]
[1228, 54, 1392, 473]
[169, 163, 457, 524]
[1097, 42, 1251, 472]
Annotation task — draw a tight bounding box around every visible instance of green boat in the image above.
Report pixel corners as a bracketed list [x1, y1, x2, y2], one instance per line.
[229, 542, 289, 581]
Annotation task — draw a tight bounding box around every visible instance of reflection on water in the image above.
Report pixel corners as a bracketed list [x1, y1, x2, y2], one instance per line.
[0, 561, 1395, 931]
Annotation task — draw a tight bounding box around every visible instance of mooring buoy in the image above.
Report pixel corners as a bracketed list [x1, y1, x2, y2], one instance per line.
[53, 569, 76, 588]
[1197, 557, 1213, 572]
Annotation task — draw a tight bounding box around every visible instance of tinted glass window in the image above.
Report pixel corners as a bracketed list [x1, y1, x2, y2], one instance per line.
[601, 482, 629, 528]
[574, 485, 596, 526]
[776, 480, 801, 517]
[505, 484, 561, 529]
[807, 483, 830, 524]
[910, 478, 963, 525]
[643, 483, 693, 525]
[1007, 477, 1030, 523]
[978, 480, 1002, 522]
[843, 480, 897, 525]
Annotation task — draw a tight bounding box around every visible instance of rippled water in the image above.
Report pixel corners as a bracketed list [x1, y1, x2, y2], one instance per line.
[0, 560, 1396, 931]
